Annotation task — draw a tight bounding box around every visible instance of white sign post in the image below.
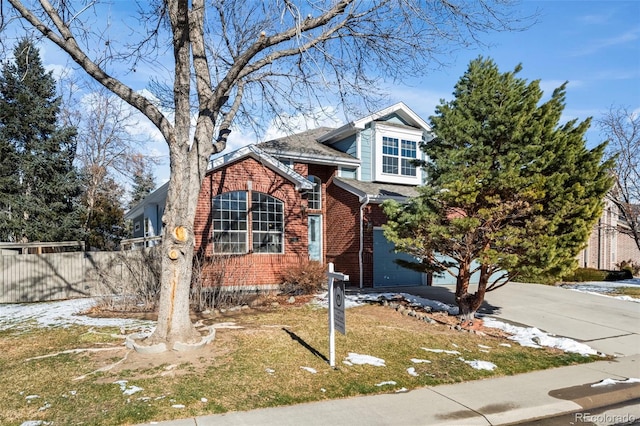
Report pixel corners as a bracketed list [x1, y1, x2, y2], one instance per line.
[328, 262, 348, 368]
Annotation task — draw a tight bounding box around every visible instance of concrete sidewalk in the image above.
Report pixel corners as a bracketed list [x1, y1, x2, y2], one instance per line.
[142, 284, 640, 426]
[145, 356, 640, 426]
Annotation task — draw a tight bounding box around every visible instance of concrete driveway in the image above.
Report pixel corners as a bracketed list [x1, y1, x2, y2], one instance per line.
[386, 282, 640, 357]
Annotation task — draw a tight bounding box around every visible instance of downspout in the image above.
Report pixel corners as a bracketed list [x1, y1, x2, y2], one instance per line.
[359, 194, 370, 289]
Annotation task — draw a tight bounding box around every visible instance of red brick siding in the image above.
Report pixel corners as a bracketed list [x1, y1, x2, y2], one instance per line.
[194, 157, 309, 287]
[326, 184, 364, 286]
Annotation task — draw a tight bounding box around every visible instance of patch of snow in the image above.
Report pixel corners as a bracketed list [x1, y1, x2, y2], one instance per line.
[478, 344, 491, 349]
[499, 343, 511, 348]
[375, 381, 397, 387]
[407, 367, 419, 377]
[342, 360, 353, 366]
[172, 404, 185, 409]
[395, 387, 408, 393]
[482, 317, 598, 356]
[25, 395, 40, 401]
[20, 422, 50, 426]
[0, 298, 154, 331]
[300, 366, 317, 374]
[344, 353, 386, 367]
[114, 380, 143, 396]
[265, 368, 275, 375]
[312, 292, 365, 309]
[561, 280, 640, 303]
[591, 378, 640, 387]
[410, 358, 431, 364]
[200, 397, 208, 403]
[38, 402, 52, 411]
[464, 360, 497, 371]
[421, 348, 461, 355]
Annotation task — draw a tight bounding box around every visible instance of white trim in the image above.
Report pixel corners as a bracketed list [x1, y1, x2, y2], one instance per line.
[317, 102, 432, 144]
[372, 123, 423, 185]
[209, 145, 314, 191]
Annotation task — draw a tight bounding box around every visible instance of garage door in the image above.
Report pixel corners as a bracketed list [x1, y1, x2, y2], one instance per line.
[373, 229, 424, 287]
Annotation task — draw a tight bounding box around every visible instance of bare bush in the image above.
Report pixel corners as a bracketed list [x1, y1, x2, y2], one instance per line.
[280, 260, 327, 296]
[190, 254, 258, 311]
[617, 259, 640, 277]
[93, 248, 161, 311]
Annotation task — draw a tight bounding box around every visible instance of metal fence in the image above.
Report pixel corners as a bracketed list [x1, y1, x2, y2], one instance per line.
[0, 248, 158, 304]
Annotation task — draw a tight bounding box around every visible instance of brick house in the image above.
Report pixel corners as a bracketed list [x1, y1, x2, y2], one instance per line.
[126, 102, 434, 289]
[577, 195, 640, 271]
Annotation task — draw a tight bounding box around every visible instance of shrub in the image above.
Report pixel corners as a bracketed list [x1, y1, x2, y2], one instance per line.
[190, 254, 257, 311]
[616, 259, 640, 277]
[605, 269, 633, 281]
[280, 260, 327, 295]
[93, 247, 162, 311]
[562, 268, 607, 283]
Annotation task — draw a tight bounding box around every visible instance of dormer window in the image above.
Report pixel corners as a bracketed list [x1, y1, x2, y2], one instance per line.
[382, 137, 417, 177]
[373, 124, 423, 185]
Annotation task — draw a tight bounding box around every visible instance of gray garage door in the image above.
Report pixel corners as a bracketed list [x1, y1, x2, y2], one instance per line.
[373, 229, 424, 287]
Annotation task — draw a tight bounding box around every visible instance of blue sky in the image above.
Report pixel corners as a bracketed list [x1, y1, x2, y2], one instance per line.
[31, 0, 639, 184]
[389, 0, 640, 149]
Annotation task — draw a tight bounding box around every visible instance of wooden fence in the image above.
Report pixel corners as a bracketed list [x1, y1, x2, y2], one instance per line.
[0, 249, 158, 304]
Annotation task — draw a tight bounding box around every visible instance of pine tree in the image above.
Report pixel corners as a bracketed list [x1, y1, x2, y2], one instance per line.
[383, 57, 614, 319]
[82, 175, 126, 250]
[0, 39, 84, 242]
[128, 155, 156, 209]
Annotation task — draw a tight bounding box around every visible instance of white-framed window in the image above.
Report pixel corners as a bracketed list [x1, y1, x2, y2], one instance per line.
[382, 136, 417, 177]
[252, 192, 284, 253]
[307, 175, 321, 210]
[374, 124, 423, 185]
[212, 191, 248, 253]
[212, 191, 284, 254]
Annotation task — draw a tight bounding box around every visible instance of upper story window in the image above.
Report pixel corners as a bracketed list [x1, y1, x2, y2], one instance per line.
[374, 124, 423, 185]
[382, 136, 417, 177]
[307, 175, 321, 210]
[212, 191, 284, 254]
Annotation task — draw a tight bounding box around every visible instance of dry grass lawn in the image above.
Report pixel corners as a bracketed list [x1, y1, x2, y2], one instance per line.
[0, 298, 597, 425]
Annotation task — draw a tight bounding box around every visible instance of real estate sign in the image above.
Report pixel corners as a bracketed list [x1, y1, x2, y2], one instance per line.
[333, 279, 345, 335]
[327, 263, 348, 367]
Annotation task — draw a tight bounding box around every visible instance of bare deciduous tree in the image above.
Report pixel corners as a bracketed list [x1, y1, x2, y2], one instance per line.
[3, 0, 530, 349]
[599, 106, 640, 253]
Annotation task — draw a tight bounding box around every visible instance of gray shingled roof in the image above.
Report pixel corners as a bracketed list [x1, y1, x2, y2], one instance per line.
[258, 127, 359, 165]
[334, 177, 419, 200]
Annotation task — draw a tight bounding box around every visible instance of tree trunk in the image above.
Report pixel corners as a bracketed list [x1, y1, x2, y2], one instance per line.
[149, 161, 203, 346]
[455, 260, 489, 322]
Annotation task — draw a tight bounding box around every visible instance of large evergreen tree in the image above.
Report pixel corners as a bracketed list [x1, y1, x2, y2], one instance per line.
[383, 57, 614, 319]
[128, 155, 156, 209]
[82, 175, 126, 250]
[0, 39, 84, 242]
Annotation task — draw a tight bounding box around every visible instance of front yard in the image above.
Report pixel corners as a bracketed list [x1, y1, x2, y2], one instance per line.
[0, 295, 599, 426]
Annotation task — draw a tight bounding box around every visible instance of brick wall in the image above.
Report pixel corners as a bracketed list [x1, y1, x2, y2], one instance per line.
[326, 184, 361, 285]
[194, 157, 309, 287]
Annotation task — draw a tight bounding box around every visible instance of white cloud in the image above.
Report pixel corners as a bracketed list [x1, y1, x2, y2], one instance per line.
[573, 26, 640, 56]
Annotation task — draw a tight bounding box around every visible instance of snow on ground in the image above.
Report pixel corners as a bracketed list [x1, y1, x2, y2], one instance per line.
[481, 317, 599, 356]
[561, 279, 640, 303]
[591, 378, 640, 387]
[461, 359, 498, 371]
[344, 353, 386, 367]
[0, 298, 154, 332]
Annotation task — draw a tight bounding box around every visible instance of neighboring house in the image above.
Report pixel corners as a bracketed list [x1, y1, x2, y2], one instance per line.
[124, 182, 168, 248]
[578, 196, 640, 270]
[125, 102, 434, 289]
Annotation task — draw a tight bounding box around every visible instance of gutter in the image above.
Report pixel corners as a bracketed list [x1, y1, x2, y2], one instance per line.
[359, 194, 370, 289]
